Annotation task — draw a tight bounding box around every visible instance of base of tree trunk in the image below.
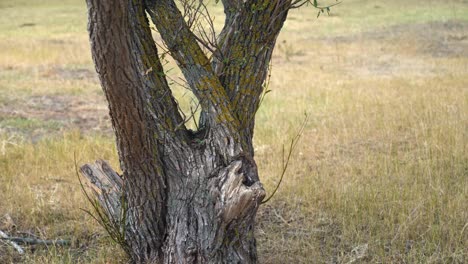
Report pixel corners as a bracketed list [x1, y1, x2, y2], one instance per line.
[81, 158, 265, 263]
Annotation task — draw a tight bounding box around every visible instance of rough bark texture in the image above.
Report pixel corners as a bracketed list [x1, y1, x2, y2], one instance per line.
[82, 0, 292, 263]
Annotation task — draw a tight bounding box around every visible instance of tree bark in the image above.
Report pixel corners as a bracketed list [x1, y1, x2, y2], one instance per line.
[81, 0, 291, 263]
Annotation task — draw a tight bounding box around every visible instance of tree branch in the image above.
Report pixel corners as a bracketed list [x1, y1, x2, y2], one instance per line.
[0, 236, 70, 246]
[145, 0, 244, 155]
[0, 230, 24, 254]
[213, 0, 292, 153]
[88, 0, 186, 138]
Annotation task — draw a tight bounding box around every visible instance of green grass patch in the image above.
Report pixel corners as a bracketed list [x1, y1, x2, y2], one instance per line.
[0, 117, 63, 132]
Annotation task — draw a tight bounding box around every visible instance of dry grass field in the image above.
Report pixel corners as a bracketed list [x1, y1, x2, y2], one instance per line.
[1, 0, 467, 263]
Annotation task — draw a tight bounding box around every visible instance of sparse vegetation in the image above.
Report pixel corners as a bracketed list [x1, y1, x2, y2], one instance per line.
[0, 0, 467, 263]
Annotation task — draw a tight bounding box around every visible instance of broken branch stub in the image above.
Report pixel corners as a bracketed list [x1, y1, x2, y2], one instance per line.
[79, 159, 123, 219]
[216, 160, 266, 223]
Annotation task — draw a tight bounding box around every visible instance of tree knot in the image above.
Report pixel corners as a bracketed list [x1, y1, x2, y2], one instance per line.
[217, 158, 265, 223]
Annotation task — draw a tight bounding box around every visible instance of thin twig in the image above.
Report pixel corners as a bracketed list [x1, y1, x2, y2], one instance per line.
[262, 113, 308, 204]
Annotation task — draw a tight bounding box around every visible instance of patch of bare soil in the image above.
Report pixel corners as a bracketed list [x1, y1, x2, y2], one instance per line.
[39, 67, 98, 81]
[0, 94, 112, 140]
[333, 20, 468, 58]
[303, 20, 468, 77]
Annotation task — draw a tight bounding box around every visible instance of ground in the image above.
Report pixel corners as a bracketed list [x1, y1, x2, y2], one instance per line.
[0, 0, 467, 263]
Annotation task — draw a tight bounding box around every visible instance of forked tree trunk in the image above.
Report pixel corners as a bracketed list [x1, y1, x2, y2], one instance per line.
[81, 0, 291, 263]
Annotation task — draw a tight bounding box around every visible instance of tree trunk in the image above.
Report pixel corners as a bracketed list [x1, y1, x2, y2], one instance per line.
[81, 0, 291, 263]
